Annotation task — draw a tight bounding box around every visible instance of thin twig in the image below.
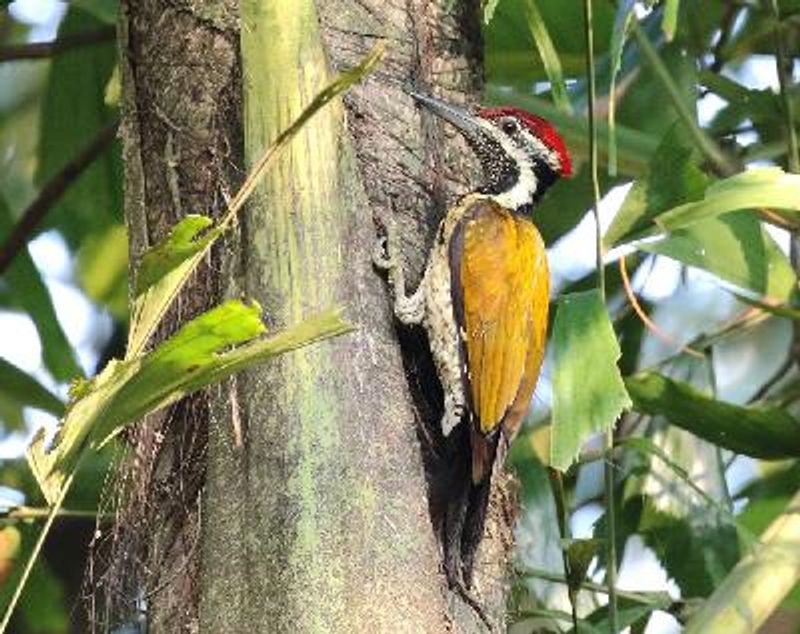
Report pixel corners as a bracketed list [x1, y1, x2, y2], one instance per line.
[518, 565, 671, 605]
[619, 255, 705, 359]
[631, 21, 738, 177]
[0, 28, 116, 63]
[583, 1, 618, 631]
[749, 355, 794, 402]
[0, 120, 118, 275]
[0, 506, 108, 522]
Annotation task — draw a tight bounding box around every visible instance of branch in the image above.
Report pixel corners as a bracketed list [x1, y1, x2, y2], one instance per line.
[0, 28, 116, 63]
[0, 120, 118, 275]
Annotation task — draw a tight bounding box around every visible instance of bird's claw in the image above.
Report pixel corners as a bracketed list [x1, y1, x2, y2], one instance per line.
[372, 235, 395, 271]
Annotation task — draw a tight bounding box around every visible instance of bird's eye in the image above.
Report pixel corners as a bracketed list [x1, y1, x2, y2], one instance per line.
[501, 119, 518, 134]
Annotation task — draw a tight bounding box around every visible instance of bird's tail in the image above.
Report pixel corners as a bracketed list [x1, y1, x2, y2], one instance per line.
[442, 424, 499, 588]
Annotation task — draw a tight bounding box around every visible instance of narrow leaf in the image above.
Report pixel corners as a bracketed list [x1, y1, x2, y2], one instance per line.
[525, 0, 573, 114]
[661, 0, 680, 41]
[28, 300, 352, 503]
[126, 43, 384, 360]
[607, 0, 637, 176]
[0, 359, 65, 425]
[550, 290, 632, 470]
[636, 211, 797, 302]
[684, 489, 800, 634]
[567, 595, 673, 634]
[625, 371, 800, 459]
[603, 125, 711, 248]
[134, 215, 218, 296]
[656, 167, 800, 233]
[483, 0, 501, 24]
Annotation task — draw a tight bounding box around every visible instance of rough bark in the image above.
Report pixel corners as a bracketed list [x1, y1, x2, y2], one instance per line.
[108, 0, 511, 632]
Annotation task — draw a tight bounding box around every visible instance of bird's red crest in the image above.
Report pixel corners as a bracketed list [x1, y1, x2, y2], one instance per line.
[479, 107, 573, 177]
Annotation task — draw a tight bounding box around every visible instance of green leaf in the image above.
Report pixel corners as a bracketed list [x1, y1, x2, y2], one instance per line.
[70, 0, 118, 24]
[603, 125, 711, 248]
[625, 371, 800, 460]
[607, 0, 637, 176]
[483, 0, 501, 24]
[683, 489, 800, 634]
[484, 0, 616, 83]
[661, 0, 680, 40]
[0, 359, 65, 429]
[27, 301, 352, 503]
[636, 211, 797, 302]
[524, 0, 572, 114]
[550, 290, 631, 470]
[126, 43, 384, 360]
[77, 223, 129, 320]
[36, 6, 121, 247]
[134, 215, 218, 296]
[656, 168, 800, 233]
[0, 198, 82, 382]
[565, 538, 602, 593]
[567, 595, 673, 634]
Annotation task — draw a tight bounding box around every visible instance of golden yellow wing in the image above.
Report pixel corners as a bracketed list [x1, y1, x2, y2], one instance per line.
[451, 197, 549, 481]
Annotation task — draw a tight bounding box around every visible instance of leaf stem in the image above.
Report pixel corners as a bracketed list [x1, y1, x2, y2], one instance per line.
[631, 21, 737, 177]
[768, 0, 799, 173]
[583, 1, 618, 631]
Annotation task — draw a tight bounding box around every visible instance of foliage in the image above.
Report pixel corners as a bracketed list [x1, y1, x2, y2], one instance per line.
[484, 0, 800, 631]
[0, 5, 381, 627]
[1, 0, 800, 632]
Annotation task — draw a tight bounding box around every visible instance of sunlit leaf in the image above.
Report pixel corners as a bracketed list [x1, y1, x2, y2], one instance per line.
[607, 0, 636, 176]
[603, 125, 711, 247]
[126, 44, 384, 360]
[625, 371, 800, 460]
[550, 290, 631, 470]
[636, 211, 797, 302]
[656, 168, 800, 233]
[134, 215, 218, 296]
[661, 0, 680, 40]
[524, 0, 572, 114]
[483, 0, 501, 24]
[27, 300, 352, 503]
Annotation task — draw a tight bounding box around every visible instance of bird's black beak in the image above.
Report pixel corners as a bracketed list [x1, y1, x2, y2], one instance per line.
[409, 91, 484, 141]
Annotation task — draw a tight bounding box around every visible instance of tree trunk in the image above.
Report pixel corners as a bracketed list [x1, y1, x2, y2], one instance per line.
[108, 0, 510, 632]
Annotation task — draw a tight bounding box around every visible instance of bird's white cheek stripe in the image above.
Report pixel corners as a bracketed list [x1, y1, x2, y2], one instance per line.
[487, 127, 539, 209]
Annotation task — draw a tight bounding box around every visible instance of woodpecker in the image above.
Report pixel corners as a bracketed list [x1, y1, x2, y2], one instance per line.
[374, 92, 572, 588]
